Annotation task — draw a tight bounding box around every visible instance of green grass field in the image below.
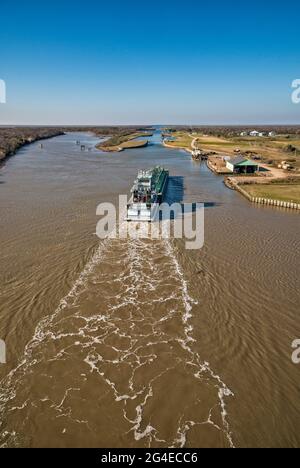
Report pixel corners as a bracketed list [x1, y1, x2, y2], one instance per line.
[120, 139, 148, 149]
[165, 132, 194, 149]
[242, 184, 300, 203]
[97, 131, 151, 152]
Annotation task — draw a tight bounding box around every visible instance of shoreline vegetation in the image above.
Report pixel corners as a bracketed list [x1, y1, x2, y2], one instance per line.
[0, 128, 65, 163]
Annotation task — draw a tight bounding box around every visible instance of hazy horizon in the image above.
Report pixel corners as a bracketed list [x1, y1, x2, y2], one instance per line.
[1, 123, 300, 128]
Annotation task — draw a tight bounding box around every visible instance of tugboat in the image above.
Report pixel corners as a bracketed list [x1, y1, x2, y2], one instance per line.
[127, 166, 169, 221]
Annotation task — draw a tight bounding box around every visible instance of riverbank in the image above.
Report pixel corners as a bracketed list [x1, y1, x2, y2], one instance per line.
[0, 128, 65, 163]
[96, 130, 152, 152]
[162, 131, 194, 153]
[225, 177, 300, 209]
[207, 156, 232, 174]
[162, 130, 300, 206]
[0, 127, 154, 162]
[164, 126, 300, 170]
[163, 139, 193, 153]
[203, 144, 300, 208]
[98, 138, 149, 152]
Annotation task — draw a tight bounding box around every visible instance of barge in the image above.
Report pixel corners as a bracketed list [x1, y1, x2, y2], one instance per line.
[127, 166, 169, 221]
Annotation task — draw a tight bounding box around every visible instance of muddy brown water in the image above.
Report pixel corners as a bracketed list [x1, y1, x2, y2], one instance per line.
[0, 131, 299, 448]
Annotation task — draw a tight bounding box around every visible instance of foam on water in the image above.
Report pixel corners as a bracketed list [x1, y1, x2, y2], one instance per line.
[0, 220, 234, 448]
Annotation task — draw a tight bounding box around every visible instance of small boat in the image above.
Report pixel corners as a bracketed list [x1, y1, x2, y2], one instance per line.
[127, 166, 169, 222]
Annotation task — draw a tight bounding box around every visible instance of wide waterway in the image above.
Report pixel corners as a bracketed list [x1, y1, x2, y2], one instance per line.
[0, 130, 299, 447]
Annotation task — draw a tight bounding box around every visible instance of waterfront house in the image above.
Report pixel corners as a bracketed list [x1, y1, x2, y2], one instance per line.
[249, 130, 259, 137]
[226, 156, 259, 174]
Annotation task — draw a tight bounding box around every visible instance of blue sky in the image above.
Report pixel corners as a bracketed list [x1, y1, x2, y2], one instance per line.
[0, 0, 300, 125]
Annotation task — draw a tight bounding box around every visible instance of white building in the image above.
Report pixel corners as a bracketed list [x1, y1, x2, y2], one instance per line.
[258, 132, 266, 137]
[269, 131, 276, 137]
[249, 130, 259, 137]
[240, 131, 248, 136]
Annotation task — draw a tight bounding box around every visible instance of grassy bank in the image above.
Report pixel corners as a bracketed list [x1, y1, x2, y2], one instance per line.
[242, 183, 300, 204]
[97, 130, 152, 152]
[163, 132, 194, 151]
[120, 139, 148, 149]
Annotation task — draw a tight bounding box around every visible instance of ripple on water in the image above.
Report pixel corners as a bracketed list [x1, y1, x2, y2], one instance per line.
[0, 224, 234, 448]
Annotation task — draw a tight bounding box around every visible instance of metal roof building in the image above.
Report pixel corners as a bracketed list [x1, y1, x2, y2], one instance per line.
[226, 156, 259, 174]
